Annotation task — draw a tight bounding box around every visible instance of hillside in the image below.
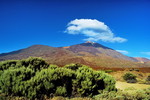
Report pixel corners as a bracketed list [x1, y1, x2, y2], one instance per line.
[65, 41, 137, 62]
[0, 42, 149, 68]
[133, 57, 150, 63]
[0, 45, 74, 60]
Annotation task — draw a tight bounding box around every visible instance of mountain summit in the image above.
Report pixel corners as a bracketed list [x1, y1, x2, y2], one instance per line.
[0, 42, 148, 68]
[64, 42, 136, 62]
[79, 41, 112, 49]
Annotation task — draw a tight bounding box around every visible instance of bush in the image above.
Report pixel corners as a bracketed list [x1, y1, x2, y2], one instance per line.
[19, 57, 49, 71]
[126, 79, 137, 83]
[0, 57, 49, 99]
[93, 90, 124, 100]
[123, 73, 137, 83]
[24, 67, 74, 99]
[0, 67, 34, 96]
[93, 88, 150, 100]
[64, 63, 82, 71]
[123, 88, 150, 100]
[0, 58, 116, 99]
[71, 65, 116, 97]
[0, 60, 18, 70]
[0, 57, 49, 71]
[49, 64, 58, 69]
[145, 75, 150, 84]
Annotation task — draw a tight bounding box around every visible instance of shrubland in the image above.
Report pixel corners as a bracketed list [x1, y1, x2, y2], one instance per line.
[0, 57, 116, 99]
[0, 57, 149, 100]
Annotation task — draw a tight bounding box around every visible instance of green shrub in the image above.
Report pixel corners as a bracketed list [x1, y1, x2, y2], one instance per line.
[0, 57, 49, 72]
[123, 89, 150, 100]
[49, 64, 58, 69]
[93, 88, 150, 100]
[19, 57, 49, 71]
[0, 58, 116, 99]
[72, 65, 116, 97]
[93, 90, 124, 100]
[123, 73, 137, 83]
[64, 63, 82, 71]
[0, 67, 34, 96]
[0, 60, 18, 70]
[25, 67, 74, 99]
[55, 86, 67, 96]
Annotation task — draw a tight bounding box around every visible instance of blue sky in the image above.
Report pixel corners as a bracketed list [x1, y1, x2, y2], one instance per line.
[0, 0, 150, 58]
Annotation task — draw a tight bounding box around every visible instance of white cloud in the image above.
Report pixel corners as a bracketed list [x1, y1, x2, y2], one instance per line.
[116, 50, 129, 55]
[141, 52, 150, 56]
[65, 19, 127, 43]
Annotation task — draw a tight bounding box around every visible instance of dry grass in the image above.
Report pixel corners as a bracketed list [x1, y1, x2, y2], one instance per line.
[116, 81, 150, 92]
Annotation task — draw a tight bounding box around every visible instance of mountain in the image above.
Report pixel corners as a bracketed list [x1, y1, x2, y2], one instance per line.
[133, 57, 150, 63]
[0, 42, 149, 68]
[0, 45, 75, 61]
[64, 41, 137, 62]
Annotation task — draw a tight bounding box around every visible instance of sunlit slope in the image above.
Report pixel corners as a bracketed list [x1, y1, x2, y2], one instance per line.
[0, 42, 149, 68]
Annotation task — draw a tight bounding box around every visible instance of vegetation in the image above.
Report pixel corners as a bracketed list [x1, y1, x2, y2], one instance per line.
[0, 57, 149, 100]
[116, 81, 150, 92]
[65, 64, 116, 97]
[0, 57, 116, 99]
[146, 75, 150, 84]
[123, 73, 137, 83]
[0, 44, 149, 69]
[0, 88, 150, 100]
[93, 88, 150, 100]
[102, 70, 114, 73]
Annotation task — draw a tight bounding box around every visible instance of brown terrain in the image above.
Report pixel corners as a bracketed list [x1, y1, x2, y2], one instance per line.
[0, 41, 150, 72]
[133, 57, 150, 63]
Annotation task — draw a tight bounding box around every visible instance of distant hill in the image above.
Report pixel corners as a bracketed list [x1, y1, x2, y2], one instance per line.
[133, 57, 150, 63]
[0, 42, 149, 68]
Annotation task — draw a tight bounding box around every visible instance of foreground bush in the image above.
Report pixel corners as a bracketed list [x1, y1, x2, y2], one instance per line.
[93, 88, 150, 100]
[0, 67, 34, 96]
[74, 66, 116, 97]
[123, 73, 137, 83]
[0, 58, 116, 99]
[1, 88, 150, 100]
[25, 67, 74, 99]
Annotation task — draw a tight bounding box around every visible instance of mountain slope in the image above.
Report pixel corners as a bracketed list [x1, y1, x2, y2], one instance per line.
[133, 57, 150, 63]
[0, 45, 90, 66]
[0, 45, 75, 61]
[0, 42, 148, 68]
[64, 41, 137, 62]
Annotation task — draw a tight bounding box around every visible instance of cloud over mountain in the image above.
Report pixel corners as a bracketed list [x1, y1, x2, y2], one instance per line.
[65, 19, 127, 43]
